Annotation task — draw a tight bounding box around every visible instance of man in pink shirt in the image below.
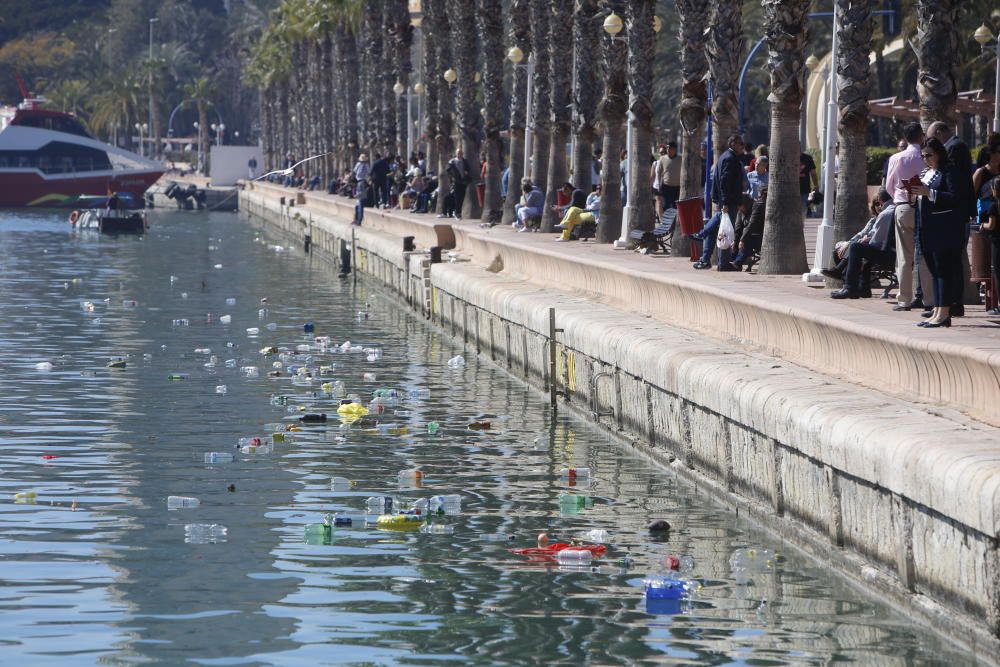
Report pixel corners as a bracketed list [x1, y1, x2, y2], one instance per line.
[884, 122, 926, 310]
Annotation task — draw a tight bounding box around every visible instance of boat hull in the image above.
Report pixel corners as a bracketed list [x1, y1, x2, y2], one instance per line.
[0, 169, 163, 207]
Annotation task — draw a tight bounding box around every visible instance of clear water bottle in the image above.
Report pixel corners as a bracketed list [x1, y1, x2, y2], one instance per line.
[246, 327, 260, 336]
[167, 496, 200, 509]
[215, 385, 227, 394]
[397, 469, 423, 487]
[420, 524, 454, 534]
[225, 297, 236, 305]
[240, 366, 259, 378]
[203, 452, 233, 464]
[430, 495, 462, 514]
[556, 549, 593, 565]
[184, 523, 227, 543]
[304, 523, 333, 545]
[579, 528, 610, 543]
[560, 467, 591, 481]
[366, 496, 396, 514]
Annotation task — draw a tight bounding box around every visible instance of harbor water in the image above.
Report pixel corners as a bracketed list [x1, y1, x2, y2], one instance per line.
[0, 209, 973, 665]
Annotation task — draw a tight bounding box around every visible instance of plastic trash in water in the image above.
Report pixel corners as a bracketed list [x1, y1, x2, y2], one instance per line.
[81, 300, 95, 312]
[337, 402, 369, 423]
[172, 318, 189, 326]
[219, 315, 232, 324]
[303, 322, 314, 333]
[194, 347, 212, 355]
[339, 341, 352, 352]
[644, 576, 694, 614]
[362, 372, 377, 381]
[420, 523, 454, 534]
[560, 467, 591, 482]
[429, 495, 461, 514]
[556, 549, 594, 565]
[180, 292, 188, 299]
[427, 422, 440, 435]
[225, 358, 237, 368]
[35, 361, 53, 371]
[225, 298, 236, 306]
[299, 413, 327, 423]
[167, 373, 188, 381]
[122, 299, 138, 307]
[447, 355, 465, 368]
[304, 523, 333, 545]
[376, 514, 423, 531]
[213, 263, 223, 269]
[184, 524, 228, 544]
[13, 491, 37, 504]
[170, 275, 178, 283]
[578, 529, 611, 544]
[533, 435, 550, 451]
[215, 385, 227, 394]
[240, 366, 259, 378]
[239, 441, 273, 455]
[366, 496, 397, 515]
[167, 496, 200, 509]
[558, 493, 593, 514]
[265, 322, 278, 331]
[204, 452, 234, 463]
[246, 327, 260, 336]
[397, 469, 424, 487]
[330, 476, 354, 491]
[482, 532, 517, 542]
[258, 308, 267, 320]
[327, 514, 353, 527]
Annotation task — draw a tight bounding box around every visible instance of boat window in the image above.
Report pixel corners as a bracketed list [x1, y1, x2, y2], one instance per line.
[0, 142, 111, 173]
[13, 113, 93, 138]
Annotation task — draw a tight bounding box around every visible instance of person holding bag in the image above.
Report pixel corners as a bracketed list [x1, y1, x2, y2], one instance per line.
[688, 134, 747, 270]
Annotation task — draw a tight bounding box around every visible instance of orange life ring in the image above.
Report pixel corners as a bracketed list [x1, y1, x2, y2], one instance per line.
[68, 210, 80, 226]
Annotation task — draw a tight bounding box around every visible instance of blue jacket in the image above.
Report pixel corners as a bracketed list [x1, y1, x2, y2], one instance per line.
[711, 148, 744, 211]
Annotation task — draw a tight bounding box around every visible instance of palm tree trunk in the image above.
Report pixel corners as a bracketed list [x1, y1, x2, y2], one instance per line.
[339, 26, 361, 171]
[674, 0, 710, 256]
[913, 0, 959, 128]
[758, 0, 811, 275]
[433, 0, 454, 214]
[422, 0, 441, 175]
[571, 0, 600, 193]
[541, 0, 573, 233]
[708, 0, 745, 159]
[501, 0, 531, 225]
[381, 2, 399, 159]
[362, 3, 382, 159]
[480, 0, 505, 224]
[450, 0, 483, 220]
[389, 0, 412, 159]
[832, 0, 873, 253]
[596, 0, 628, 244]
[529, 0, 552, 194]
[625, 0, 655, 234]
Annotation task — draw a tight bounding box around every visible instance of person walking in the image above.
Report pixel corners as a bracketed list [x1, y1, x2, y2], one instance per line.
[444, 148, 471, 220]
[910, 138, 967, 328]
[884, 122, 925, 311]
[689, 134, 746, 269]
[370, 154, 391, 208]
[655, 142, 681, 213]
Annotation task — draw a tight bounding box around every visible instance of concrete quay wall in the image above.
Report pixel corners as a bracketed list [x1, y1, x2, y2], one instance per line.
[240, 185, 1000, 661]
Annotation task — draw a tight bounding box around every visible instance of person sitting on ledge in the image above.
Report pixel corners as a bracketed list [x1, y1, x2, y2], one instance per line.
[554, 189, 596, 241]
[514, 179, 544, 231]
[829, 189, 896, 299]
[551, 182, 574, 218]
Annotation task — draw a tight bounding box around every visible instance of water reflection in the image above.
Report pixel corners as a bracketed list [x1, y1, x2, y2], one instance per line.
[0, 210, 966, 665]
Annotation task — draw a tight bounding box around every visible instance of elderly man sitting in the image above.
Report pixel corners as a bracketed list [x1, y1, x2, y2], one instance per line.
[829, 190, 896, 299]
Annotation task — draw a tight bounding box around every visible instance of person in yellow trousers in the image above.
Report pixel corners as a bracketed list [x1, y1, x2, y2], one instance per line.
[554, 189, 596, 241]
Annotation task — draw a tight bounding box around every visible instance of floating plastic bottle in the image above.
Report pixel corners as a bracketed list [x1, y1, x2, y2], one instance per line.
[204, 452, 234, 463]
[426, 422, 440, 435]
[303, 322, 314, 333]
[122, 299, 137, 307]
[644, 575, 693, 601]
[185, 524, 228, 544]
[240, 366, 259, 378]
[482, 532, 516, 542]
[258, 308, 267, 320]
[299, 413, 327, 423]
[327, 514, 353, 527]
[13, 490, 37, 503]
[376, 514, 423, 530]
[579, 529, 611, 544]
[215, 385, 227, 394]
[35, 361, 53, 371]
[447, 355, 465, 368]
[239, 441, 273, 455]
[272, 432, 286, 444]
[172, 318, 189, 326]
[219, 315, 232, 324]
[397, 469, 424, 487]
[429, 495, 461, 513]
[106, 359, 126, 369]
[167, 496, 200, 509]
[167, 373, 188, 381]
[304, 523, 333, 545]
[366, 496, 396, 514]
[330, 476, 353, 491]
[556, 549, 594, 565]
[560, 467, 591, 482]
[225, 298, 236, 306]
[362, 372, 377, 381]
[558, 493, 592, 514]
[246, 327, 260, 336]
[420, 524, 454, 534]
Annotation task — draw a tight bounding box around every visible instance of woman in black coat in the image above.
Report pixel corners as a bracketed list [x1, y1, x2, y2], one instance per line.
[910, 138, 967, 328]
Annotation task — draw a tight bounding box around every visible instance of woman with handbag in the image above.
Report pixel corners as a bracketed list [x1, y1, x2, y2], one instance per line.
[908, 138, 967, 328]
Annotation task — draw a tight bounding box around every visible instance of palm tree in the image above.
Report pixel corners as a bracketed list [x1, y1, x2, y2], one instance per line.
[501, 0, 531, 225]
[90, 73, 141, 147]
[480, 0, 505, 224]
[46, 79, 89, 117]
[361, 1, 383, 158]
[335, 23, 361, 172]
[529, 0, 552, 194]
[674, 0, 710, 256]
[707, 0, 745, 160]
[596, 0, 628, 244]
[380, 2, 399, 159]
[450, 0, 482, 219]
[572, 0, 601, 194]
[433, 0, 455, 214]
[625, 0, 656, 235]
[422, 0, 441, 174]
[183, 76, 215, 174]
[757, 0, 811, 275]
[388, 0, 412, 159]
[832, 0, 873, 249]
[540, 0, 574, 233]
[913, 0, 959, 127]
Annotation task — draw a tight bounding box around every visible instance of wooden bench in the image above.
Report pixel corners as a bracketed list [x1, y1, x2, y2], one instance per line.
[629, 209, 677, 255]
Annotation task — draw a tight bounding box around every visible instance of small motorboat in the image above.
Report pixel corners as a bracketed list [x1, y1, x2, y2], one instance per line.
[70, 208, 148, 234]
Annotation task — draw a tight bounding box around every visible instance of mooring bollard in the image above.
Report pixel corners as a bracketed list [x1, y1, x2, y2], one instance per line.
[403, 236, 415, 252]
[430, 246, 442, 264]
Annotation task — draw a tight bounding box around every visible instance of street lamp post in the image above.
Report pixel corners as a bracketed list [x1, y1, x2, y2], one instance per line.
[394, 81, 412, 158]
[135, 123, 147, 155]
[974, 22, 1000, 132]
[507, 46, 534, 180]
[148, 17, 158, 159]
[193, 121, 201, 173]
[804, 2, 840, 283]
[413, 82, 425, 154]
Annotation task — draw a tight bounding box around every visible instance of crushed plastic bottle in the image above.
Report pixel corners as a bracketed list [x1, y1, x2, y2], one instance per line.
[482, 532, 516, 542]
[397, 469, 424, 487]
[172, 318, 190, 326]
[215, 385, 227, 394]
[447, 355, 465, 368]
[560, 467, 591, 482]
[35, 361, 53, 371]
[13, 490, 37, 503]
[184, 523, 228, 544]
[420, 524, 454, 534]
[578, 529, 611, 544]
[366, 496, 397, 514]
[246, 327, 260, 336]
[219, 315, 232, 324]
[167, 495, 200, 509]
[240, 366, 259, 378]
[426, 422, 440, 435]
[556, 549, 593, 565]
[204, 452, 234, 464]
[362, 372, 377, 381]
[225, 298, 236, 306]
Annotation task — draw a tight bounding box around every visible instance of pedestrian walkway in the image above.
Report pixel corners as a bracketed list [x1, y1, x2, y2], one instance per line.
[245, 181, 1000, 427]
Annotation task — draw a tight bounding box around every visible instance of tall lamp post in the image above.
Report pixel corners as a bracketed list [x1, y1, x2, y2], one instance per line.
[135, 123, 148, 156]
[974, 21, 1000, 132]
[148, 17, 158, 159]
[393, 81, 412, 158]
[413, 82, 425, 154]
[507, 45, 534, 179]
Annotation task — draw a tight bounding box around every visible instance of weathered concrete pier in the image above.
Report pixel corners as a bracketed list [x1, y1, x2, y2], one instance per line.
[241, 181, 1000, 661]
